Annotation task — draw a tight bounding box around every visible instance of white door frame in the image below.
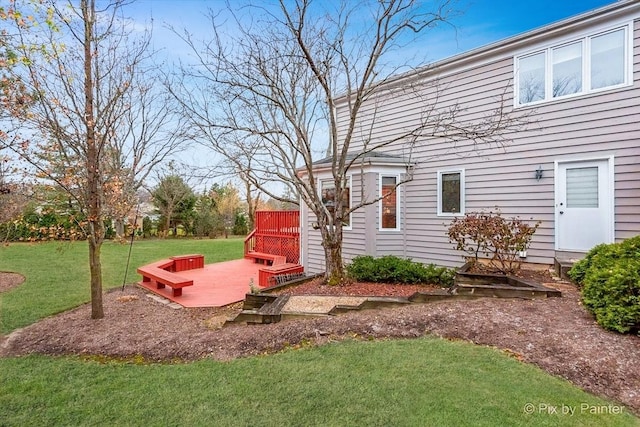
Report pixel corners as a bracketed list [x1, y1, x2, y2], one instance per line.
[554, 156, 615, 251]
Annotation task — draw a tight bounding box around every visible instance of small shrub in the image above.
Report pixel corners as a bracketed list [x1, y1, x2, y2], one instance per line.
[569, 236, 640, 334]
[248, 278, 260, 294]
[447, 210, 540, 274]
[142, 216, 153, 238]
[346, 255, 455, 287]
[566, 243, 610, 286]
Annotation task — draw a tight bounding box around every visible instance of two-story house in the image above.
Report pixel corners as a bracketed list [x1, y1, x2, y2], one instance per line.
[300, 0, 640, 273]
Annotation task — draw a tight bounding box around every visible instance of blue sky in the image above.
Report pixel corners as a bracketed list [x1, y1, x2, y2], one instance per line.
[126, 0, 617, 65]
[123, 0, 617, 189]
[446, 0, 615, 54]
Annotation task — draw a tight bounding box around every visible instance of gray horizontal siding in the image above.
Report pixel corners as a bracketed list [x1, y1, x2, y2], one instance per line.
[303, 206, 324, 274]
[321, 17, 640, 268]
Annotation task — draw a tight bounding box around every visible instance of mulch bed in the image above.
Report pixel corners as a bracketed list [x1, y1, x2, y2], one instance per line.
[1, 271, 638, 415]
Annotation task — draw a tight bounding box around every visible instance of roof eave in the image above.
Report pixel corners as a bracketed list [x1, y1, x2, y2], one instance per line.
[337, 0, 640, 102]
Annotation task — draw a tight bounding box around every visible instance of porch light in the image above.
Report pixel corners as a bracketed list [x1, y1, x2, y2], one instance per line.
[535, 166, 544, 181]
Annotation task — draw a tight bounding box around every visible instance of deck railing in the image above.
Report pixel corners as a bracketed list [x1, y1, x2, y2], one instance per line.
[244, 211, 300, 263]
[243, 228, 257, 255]
[255, 210, 300, 235]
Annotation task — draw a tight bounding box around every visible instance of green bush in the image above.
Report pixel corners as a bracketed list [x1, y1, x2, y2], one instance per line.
[566, 243, 610, 286]
[0, 215, 87, 242]
[232, 213, 249, 236]
[346, 255, 455, 287]
[142, 216, 154, 238]
[568, 236, 640, 334]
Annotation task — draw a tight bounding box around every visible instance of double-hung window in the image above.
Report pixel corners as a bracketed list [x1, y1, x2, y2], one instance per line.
[516, 25, 630, 106]
[437, 169, 464, 216]
[380, 175, 400, 230]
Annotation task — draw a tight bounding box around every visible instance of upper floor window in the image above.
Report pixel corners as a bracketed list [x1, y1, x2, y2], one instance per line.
[380, 175, 400, 230]
[591, 29, 625, 90]
[320, 177, 351, 228]
[516, 25, 630, 106]
[437, 169, 465, 216]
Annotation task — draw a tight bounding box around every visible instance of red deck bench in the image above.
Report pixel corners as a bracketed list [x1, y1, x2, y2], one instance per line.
[137, 265, 193, 297]
[258, 263, 304, 287]
[136, 254, 204, 297]
[246, 252, 287, 266]
[145, 259, 174, 270]
[170, 254, 205, 272]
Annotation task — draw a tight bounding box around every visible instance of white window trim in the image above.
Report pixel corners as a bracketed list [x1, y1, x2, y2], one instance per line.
[319, 175, 352, 231]
[514, 23, 633, 108]
[437, 169, 465, 217]
[378, 173, 401, 232]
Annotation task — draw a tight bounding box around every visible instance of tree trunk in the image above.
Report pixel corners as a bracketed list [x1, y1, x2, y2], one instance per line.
[323, 240, 344, 283]
[114, 218, 125, 238]
[84, 0, 104, 319]
[322, 225, 345, 283]
[245, 181, 258, 231]
[164, 209, 172, 237]
[88, 227, 104, 319]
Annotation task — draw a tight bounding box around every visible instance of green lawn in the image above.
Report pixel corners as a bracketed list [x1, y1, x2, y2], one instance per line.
[1, 338, 636, 426]
[0, 239, 637, 426]
[0, 238, 244, 333]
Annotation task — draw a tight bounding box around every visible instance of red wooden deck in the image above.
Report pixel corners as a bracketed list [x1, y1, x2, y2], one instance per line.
[138, 258, 264, 308]
[139, 210, 302, 308]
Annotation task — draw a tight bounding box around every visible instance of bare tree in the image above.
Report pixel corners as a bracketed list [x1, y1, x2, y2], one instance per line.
[105, 65, 189, 237]
[2, 0, 184, 318]
[171, 0, 528, 281]
[211, 161, 266, 232]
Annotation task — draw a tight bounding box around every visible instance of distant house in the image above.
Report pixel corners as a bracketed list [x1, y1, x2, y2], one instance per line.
[300, 1, 640, 274]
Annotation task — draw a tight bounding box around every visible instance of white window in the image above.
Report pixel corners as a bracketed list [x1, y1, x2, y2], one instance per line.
[437, 169, 465, 216]
[320, 177, 351, 228]
[379, 175, 400, 230]
[516, 25, 630, 106]
[552, 41, 582, 97]
[518, 52, 546, 104]
[590, 29, 625, 90]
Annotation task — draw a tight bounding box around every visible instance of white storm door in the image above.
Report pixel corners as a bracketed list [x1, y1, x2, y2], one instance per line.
[556, 159, 613, 251]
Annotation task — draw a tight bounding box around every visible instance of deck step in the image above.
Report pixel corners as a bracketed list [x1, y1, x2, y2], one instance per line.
[242, 293, 278, 311]
[554, 257, 580, 280]
[228, 310, 281, 325]
[258, 295, 290, 315]
[230, 294, 290, 325]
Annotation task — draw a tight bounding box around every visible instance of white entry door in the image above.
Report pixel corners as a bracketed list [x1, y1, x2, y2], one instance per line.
[556, 159, 613, 251]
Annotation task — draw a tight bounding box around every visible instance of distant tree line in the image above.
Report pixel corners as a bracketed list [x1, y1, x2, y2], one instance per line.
[0, 174, 295, 242]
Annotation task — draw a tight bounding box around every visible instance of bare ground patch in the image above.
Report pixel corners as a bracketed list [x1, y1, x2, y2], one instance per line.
[0, 272, 25, 293]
